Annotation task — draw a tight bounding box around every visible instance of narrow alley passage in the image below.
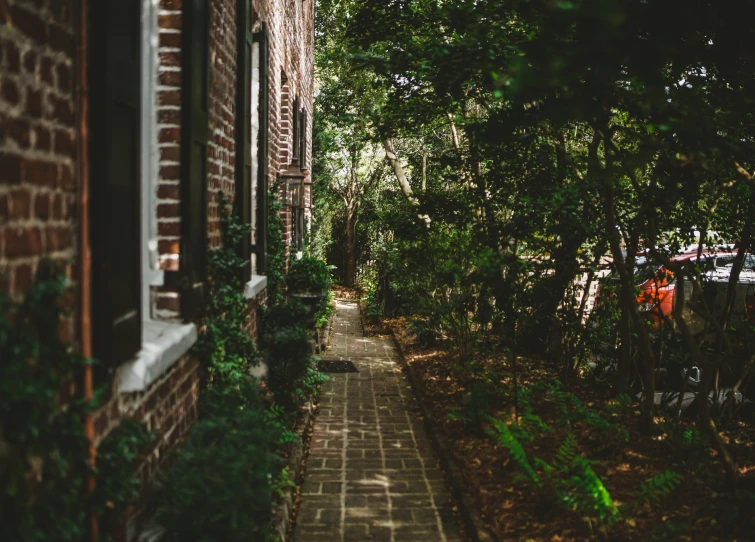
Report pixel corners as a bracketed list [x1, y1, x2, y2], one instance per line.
[294, 300, 464, 542]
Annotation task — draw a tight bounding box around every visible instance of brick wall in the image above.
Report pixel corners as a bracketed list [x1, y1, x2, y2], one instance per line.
[156, 0, 182, 273]
[254, 0, 315, 267]
[1, 0, 315, 506]
[0, 0, 77, 341]
[247, 288, 267, 341]
[93, 354, 200, 477]
[208, 0, 238, 248]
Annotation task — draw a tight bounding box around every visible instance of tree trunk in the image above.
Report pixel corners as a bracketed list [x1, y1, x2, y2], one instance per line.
[599, 130, 656, 430]
[673, 274, 739, 486]
[344, 208, 358, 287]
[383, 138, 431, 226]
[616, 288, 633, 394]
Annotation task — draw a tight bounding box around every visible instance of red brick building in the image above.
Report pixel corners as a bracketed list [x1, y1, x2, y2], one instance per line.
[0, 0, 314, 498]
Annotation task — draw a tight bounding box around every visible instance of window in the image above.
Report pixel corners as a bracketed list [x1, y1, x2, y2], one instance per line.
[95, 0, 199, 394]
[236, 0, 254, 282]
[248, 22, 271, 297]
[89, 0, 143, 375]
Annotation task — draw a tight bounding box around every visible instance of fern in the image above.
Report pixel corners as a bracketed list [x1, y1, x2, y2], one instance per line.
[534, 434, 619, 523]
[487, 417, 540, 485]
[553, 433, 578, 471]
[548, 385, 629, 442]
[571, 456, 619, 522]
[632, 470, 682, 510]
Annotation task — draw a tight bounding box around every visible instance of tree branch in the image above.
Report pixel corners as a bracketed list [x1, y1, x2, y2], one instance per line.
[382, 137, 431, 226]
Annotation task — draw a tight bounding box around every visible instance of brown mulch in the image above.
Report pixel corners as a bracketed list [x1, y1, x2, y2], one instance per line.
[372, 314, 755, 542]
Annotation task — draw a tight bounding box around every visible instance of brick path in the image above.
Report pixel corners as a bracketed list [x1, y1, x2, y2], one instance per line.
[294, 300, 464, 542]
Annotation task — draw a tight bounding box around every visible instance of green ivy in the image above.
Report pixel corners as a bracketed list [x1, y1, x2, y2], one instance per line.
[267, 185, 287, 306]
[0, 261, 149, 542]
[193, 191, 262, 399]
[94, 420, 154, 539]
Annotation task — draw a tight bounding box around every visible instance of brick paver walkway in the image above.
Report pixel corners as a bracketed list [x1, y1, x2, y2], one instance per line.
[294, 300, 464, 542]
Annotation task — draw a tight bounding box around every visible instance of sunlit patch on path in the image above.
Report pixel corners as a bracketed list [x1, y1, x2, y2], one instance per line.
[293, 300, 464, 542]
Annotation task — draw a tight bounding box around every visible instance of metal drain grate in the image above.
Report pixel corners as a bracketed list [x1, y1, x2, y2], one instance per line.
[318, 359, 360, 373]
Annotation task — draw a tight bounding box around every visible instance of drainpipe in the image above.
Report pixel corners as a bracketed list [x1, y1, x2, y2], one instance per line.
[75, 0, 98, 540]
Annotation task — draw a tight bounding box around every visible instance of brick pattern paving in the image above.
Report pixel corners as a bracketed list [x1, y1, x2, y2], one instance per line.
[294, 300, 464, 542]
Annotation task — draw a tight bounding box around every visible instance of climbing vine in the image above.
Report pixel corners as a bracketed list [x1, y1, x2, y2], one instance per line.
[193, 191, 263, 398]
[266, 184, 287, 306]
[0, 260, 150, 542]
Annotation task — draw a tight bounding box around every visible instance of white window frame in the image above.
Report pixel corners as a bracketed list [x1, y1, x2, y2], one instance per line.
[116, 0, 197, 394]
[246, 38, 268, 298]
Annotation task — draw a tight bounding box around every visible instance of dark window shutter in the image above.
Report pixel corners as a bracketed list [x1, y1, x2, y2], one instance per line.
[178, 0, 210, 319]
[300, 108, 308, 170]
[254, 24, 270, 274]
[292, 95, 300, 164]
[89, 0, 142, 371]
[235, 0, 253, 282]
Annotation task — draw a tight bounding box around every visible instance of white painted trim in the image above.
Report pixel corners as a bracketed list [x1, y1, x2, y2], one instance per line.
[250, 42, 260, 266]
[141, 0, 163, 320]
[116, 320, 198, 393]
[244, 274, 268, 299]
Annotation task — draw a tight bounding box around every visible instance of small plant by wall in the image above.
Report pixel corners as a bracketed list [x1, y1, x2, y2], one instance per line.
[152, 382, 277, 542]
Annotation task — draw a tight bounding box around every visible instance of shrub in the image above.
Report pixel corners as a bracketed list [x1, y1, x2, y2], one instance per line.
[153, 383, 277, 542]
[263, 323, 314, 409]
[263, 298, 310, 331]
[94, 420, 154, 539]
[260, 299, 327, 410]
[286, 256, 331, 294]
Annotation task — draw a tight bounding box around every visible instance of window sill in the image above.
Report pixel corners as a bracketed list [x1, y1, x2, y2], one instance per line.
[115, 320, 198, 393]
[244, 274, 268, 299]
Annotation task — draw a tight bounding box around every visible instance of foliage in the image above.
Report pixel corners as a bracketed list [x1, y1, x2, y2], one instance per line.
[287, 257, 332, 294]
[448, 382, 493, 432]
[260, 298, 329, 411]
[631, 471, 683, 511]
[153, 383, 276, 542]
[547, 382, 630, 443]
[315, 290, 336, 330]
[295, 363, 330, 406]
[489, 419, 619, 525]
[315, 0, 755, 483]
[0, 261, 149, 542]
[264, 405, 300, 446]
[272, 467, 297, 500]
[267, 185, 287, 306]
[262, 322, 314, 409]
[663, 421, 708, 467]
[363, 283, 383, 320]
[94, 420, 154, 539]
[487, 417, 539, 485]
[194, 191, 262, 396]
[154, 195, 327, 541]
